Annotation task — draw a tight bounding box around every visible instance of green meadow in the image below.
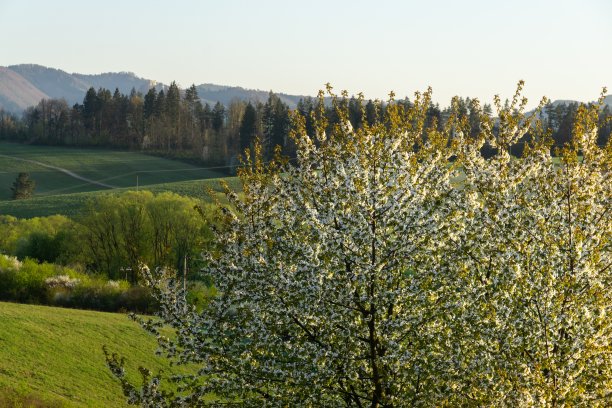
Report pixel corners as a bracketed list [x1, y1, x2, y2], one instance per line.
[0, 142, 242, 217]
[0, 142, 228, 200]
[0, 143, 225, 405]
[0, 177, 241, 218]
[0, 301, 184, 407]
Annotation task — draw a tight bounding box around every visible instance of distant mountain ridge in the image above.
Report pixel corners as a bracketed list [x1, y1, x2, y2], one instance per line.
[0, 67, 48, 112]
[0, 64, 309, 113]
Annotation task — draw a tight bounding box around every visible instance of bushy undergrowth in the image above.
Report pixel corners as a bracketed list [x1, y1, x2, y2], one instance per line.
[185, 280, 218, 312]
[0, 254, 155, 313]
[0, 214, 76, 263]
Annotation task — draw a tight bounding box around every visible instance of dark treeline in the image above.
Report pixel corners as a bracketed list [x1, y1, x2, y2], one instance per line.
[0, 85, 610, 166]
[0, 82, 293, 169]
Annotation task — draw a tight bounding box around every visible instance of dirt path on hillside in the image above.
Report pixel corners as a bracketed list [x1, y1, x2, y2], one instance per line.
[0, 154, 118, 189]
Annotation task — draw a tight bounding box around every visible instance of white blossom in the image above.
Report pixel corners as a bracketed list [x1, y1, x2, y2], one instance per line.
[106, 87, 611, 407]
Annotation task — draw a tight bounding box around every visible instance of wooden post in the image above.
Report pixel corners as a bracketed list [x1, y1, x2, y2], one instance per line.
[183, 255, 187, 293]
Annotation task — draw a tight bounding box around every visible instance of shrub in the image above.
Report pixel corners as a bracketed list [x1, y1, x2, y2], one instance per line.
[0, 257, 70, 303]
[0, 255, 156, 313]
[185, 281, 217, 311]
[16, 231, 62, 263]
[0, 215, 79, 265]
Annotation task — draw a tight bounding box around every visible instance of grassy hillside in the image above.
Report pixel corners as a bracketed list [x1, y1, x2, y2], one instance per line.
[0, 142, 228, 201]
[0, 176, 240, 218]
[0, 301, 184, 407]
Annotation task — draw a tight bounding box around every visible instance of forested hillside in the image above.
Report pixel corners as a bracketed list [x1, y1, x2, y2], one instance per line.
[1, 84, 610, 168]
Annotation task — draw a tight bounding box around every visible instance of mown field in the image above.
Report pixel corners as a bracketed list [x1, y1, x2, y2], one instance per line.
[0, 301, 187, 407]
[0, 177, 242, 218]
[0, 142, 229, 201]
[0, 142, 241, 217]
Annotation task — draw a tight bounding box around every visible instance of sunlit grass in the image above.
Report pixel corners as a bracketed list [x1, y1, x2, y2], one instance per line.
[0, 301, 186, 407]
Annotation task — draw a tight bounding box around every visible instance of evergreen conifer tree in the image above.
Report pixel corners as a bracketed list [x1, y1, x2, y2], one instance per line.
[11, 172, 35, 200]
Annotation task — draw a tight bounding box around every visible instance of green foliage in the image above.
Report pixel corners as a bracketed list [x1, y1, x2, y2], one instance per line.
[15, 230, 64, 263]
[0, 256, 60, 303]
[0, 214, 84, 267]
[262, 91, 290, 157]
[63, 281, 156, 314]
[0, 255, 154, 312]
[78, 191, 212, 282]
[239, 102, 258, 152]
[184, 281, 217, 312]
[0, 214, 70, 253]
[10, 172, 35, 199]
[0, 190, 219, 313]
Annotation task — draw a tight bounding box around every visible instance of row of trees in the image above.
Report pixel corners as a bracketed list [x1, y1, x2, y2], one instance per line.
[1, 85, 609, 167]
[0, 190, 219, 313]
[0, 191, 214, 284]
[0, 84, 293, 166]
[79, 191, 212, 283]
[107, 85, 612, 406]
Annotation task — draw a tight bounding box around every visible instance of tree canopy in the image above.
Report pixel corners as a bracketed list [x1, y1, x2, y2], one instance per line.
[106, 84, 611, 407]
[11, 172, 35, 200]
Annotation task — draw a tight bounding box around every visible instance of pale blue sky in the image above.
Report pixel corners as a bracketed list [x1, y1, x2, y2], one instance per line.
[1, 0, 610, 107]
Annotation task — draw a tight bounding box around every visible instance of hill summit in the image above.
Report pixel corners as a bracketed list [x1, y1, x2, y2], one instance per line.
[0, 64, 307, 113]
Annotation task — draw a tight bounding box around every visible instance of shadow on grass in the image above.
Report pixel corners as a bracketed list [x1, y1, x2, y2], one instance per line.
[0, 386, 65, 408]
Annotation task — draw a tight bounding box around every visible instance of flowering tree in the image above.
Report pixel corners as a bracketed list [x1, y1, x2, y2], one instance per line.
[105, 85, 611, 407]
[106, 88, 466, 406]
[448, 86, 612, 406]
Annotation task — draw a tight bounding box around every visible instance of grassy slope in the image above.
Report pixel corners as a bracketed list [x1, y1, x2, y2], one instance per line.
[0, 142, 228, 200]
[0, 177, 241, 218]
[0, 301, 182, 407]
